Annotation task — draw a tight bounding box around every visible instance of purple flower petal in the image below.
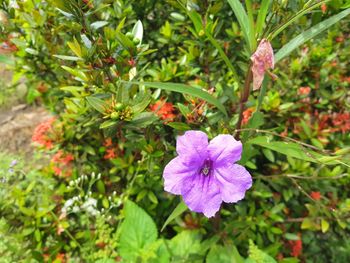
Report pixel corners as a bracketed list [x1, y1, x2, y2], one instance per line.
[176, 131, 208, 165]
[163, 157, 197, 195]
[208, 134, 242, 165]
[214, 164, 252, 203]
[182, 173, 222, 218]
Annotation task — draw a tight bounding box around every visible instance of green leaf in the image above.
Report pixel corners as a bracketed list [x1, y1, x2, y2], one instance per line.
[91, 21, 109, 30]
[207, 244, 244, 263]
[126, 112, 158, 128]
[129, 81, 227, 116]
[86, 96, 108, 113]
[205, 30, 239, 79]
[256, 0, 271, 37]
[61, 65, 88, 81]
[53, 54, 83, 61]
[167, 122, 191, 131]
[269, 1, 328, 40]
[321, 219, 330, 233]
[168, 231, 204, 259]
[67, 37, 82, 57]
[227, 0, 252, 52]
[275, 8, 350, 63]
[161, 200, 188, 232]
[132, 20, 143, 44]
[247, 136, 339, 165]
[95, 259, 115, 263]
[248, 240, 277, 263]
[119, 201, 158, 262]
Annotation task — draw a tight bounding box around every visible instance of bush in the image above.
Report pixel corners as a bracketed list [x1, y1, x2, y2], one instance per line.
[0, 0, 350, 262]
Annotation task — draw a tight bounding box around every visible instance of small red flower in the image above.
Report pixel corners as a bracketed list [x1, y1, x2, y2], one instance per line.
[103, 138, 113, 147]
[310, 191, 321, 201]
[150, 100, 176, 121]
[321, 3, 327, 13]
[289, 233, 302, 257]
[298, 86, 311, 96]
[104, 148, 117, 160]
[242, 108, 254, 125]
[53, 166, 62, 176]
[32, 118, 56, 149]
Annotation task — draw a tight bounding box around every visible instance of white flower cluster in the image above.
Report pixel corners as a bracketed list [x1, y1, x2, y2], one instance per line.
[62, 195, 100, 216]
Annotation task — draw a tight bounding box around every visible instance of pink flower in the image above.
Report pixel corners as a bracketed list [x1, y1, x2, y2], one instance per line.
[251, 39, 274, 90]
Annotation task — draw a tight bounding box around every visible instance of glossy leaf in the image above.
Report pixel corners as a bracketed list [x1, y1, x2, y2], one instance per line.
[129, 81, 227, 116]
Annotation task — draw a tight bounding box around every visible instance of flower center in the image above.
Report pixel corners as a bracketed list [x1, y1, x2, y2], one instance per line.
[200, 159, 213, 176]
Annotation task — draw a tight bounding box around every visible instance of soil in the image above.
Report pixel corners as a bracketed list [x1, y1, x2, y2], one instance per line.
[0, 105, 51, 157]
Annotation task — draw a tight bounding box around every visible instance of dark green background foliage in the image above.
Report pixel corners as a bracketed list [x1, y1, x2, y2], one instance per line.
[0, 0, 350, 262]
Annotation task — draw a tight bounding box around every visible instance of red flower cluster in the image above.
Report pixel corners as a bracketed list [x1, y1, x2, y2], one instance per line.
[150, 100, 176, 121]
[103, 138, 118, 160]
[32, 118, 56, 149]
[51, 150, 74, 177]
[310, 191, 321, 201]
[317, 112, 350, 134]
[289, 233, 302, 258]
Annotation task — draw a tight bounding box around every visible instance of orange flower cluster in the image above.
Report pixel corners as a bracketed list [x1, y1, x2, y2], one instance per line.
[242, 107, 254, 126]
[103, 138, 118, 160]
[289, 233, 302, 258]
[51, 150, 74, 177]
[150, 100, 176, 121]
[32, 118, 56, 149]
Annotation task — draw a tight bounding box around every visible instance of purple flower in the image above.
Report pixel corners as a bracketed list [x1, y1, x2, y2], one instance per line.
[163, 131, 252, 217]
[10, 160, 17, 167]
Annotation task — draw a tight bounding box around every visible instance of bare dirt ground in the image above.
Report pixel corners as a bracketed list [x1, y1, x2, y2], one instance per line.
[0, 105, 51, 156]
[0, 62, 51, 157]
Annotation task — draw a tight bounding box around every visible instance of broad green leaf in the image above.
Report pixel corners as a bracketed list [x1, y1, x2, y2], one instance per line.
[255, 0, 271, 37]
[86, 96, 108, 113]
[275, 8, 350, 63]
[168, 231, 204, 259]
[247, 240, 277, 263]
[227, 0, 252, 52]
[119, 201, 158, 262]
[161, 200, 188, 231]
[207, 244, 244, 263]
[129, 81, 227, 116]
